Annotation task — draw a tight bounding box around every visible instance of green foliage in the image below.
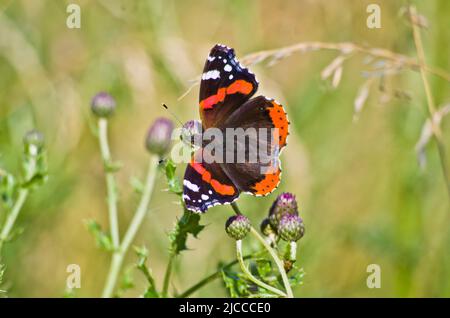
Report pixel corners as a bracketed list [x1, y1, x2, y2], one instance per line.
[0, 264, 5, 286]
[163, 159, 182, 195]
[134, 245, 159, 298]
[288, 265, 305, 288]
[85, 219, 114, 252]
[162, 159, 205, 255]
[221, 269, 250, 298]
[3, 227, 24, 243]
[104, 160, 123, 173]
[0, 263, 6, 295]
[221, 257, 297, 298]
[169, 210, 205, 255]
[116, 266, 135, 297]
[255, 259, 272, 279]
[0, 170, 16, 209]
[21, 149, 48, 190]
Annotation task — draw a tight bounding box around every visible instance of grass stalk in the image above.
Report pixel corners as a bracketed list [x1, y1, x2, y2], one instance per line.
[409, 5, 450, 200]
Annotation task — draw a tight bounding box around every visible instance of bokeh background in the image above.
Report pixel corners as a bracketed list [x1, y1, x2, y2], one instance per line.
[0, 0, 450, 297]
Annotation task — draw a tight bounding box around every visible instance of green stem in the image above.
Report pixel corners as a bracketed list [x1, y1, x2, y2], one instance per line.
[0, 150, 38, 255]
[231, 202, 294, 298]
[162, 253, 175, 297]
[236, 240, 287, 297]
[101, 155, 159, 298]
[177, 270, 221, 298]
[0, 189, 29, 254]
[98, 118, 120, 249]
[177, 253, 261, 298]
[138, 262, 157, 292]
[410, 5, 450, 201]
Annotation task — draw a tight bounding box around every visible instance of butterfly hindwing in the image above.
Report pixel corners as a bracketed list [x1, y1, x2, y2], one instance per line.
[220, 96, 289, 196]
[183, 149, 239, 213]
[199, 44, 258, 128]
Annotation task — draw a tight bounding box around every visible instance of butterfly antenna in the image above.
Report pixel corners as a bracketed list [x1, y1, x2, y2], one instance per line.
[162, 103, 184, 126]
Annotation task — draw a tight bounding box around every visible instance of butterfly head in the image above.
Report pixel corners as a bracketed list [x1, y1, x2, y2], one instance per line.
[181, 119, 203, 151]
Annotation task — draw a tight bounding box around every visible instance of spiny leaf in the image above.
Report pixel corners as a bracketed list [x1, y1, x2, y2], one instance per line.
[169, 210, 205, 255]
[255, 259, 273, 279]
[221, 270, 241, 298]
[163, 159, 182, 195]
[288, 265, 305, 287]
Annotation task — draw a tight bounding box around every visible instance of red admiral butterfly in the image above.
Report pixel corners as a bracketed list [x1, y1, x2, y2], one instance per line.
[183, 44, 289, 213]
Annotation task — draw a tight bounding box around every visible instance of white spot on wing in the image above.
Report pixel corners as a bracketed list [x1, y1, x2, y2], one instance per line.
[229, 75, 233, 80]
[202, 70, 221, 80]
[201, 194, 209, 200]
[224, 64, 232, 72]
[183, 180, 200, 192]
[207, 55, 215, 62]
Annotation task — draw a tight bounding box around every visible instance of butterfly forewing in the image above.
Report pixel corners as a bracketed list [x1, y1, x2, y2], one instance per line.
[199, 44, 258, 128]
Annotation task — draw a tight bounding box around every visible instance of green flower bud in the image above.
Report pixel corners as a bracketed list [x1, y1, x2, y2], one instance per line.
[225, 215, 251, 240]
[260, 218, 275, 237]
[278, 214, 304, 242]
[23, 129, 45, 156]
[91, 92, 116, 118]
[145, 118, 174, 157]
[269, 192, 298, 231]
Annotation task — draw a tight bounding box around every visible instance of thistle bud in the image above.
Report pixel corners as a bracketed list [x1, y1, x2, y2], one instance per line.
[23, 129, 45, 156]
[91, 92, 116, 118]
[145, 117, 174, 156]
[278, 213, 304, 242]
[225, 215, 251, 240]
[260, 218, 275, 237]
[269, 192, 298, 230]
[181, 120, 203, 148]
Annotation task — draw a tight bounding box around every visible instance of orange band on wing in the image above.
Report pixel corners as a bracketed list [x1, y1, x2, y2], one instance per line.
[190, 162, 236, 196]
[251, 169, 281, 196]
[268, 101, 289, 148]
[200, 80, 253, 110]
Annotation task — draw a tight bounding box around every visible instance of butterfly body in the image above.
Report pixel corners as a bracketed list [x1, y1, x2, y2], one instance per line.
[183, 44, 289, 213]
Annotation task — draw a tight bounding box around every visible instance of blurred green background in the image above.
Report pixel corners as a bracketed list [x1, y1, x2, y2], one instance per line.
[0, 0, 450, 297]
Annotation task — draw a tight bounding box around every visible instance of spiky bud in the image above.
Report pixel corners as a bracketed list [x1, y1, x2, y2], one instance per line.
[145, 118, 174, 156]
[91, 92, 116, 118]
[181, 120, 203, 148]
[278, 214, 304, 242]
[225, 215, 251, 240]
[269, 192, 298, 230]
[23, 129, 45, 156]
